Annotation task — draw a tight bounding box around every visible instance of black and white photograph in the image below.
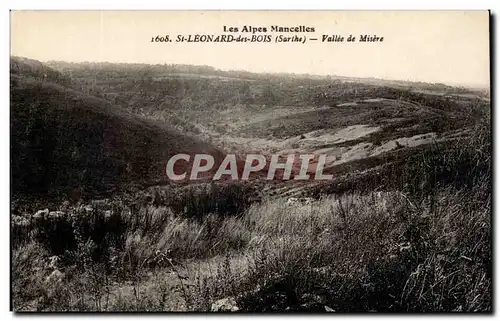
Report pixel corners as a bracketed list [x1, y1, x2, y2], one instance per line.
[9, 10, 492, 312]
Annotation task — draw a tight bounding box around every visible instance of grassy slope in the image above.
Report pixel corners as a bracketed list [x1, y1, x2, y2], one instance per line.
[11, 59, 225, 201]
[11, 120, 491, 311]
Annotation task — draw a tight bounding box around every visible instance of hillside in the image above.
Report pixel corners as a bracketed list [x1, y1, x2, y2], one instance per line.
[11, 58, 225, 200]
[34, 60, 490, 200]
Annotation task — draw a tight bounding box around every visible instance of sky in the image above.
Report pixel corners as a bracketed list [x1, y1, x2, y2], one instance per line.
[10, 10, 490, 87]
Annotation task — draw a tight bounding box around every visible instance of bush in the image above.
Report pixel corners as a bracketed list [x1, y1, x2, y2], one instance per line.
[167, 182, 256, 220]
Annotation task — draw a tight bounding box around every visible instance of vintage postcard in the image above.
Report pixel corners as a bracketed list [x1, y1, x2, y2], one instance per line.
[10, 10, 491, 312]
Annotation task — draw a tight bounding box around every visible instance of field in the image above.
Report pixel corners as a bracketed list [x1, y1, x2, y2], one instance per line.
[10, 57, 491, 312]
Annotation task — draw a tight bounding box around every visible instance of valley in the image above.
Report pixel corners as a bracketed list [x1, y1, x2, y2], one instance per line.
[10, 56, 491, 312]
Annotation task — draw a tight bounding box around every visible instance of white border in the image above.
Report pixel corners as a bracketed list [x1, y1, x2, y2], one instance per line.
[1, 1, 498, 320]
[2, 1, 500, 10]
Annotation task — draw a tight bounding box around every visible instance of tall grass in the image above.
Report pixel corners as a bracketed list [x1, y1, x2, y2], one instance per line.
[230, 114, 491, 312]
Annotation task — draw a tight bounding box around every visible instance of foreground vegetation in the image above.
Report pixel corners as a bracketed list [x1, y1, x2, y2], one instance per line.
[12, 115, 491, 312]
